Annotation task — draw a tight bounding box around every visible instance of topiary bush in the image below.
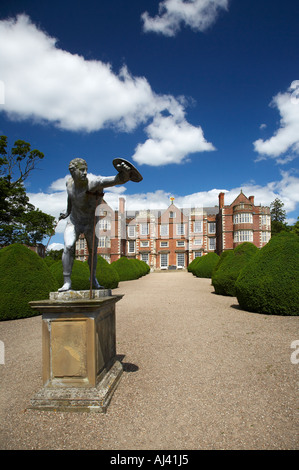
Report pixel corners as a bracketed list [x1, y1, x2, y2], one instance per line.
[187, 256, 203, 274]
[0, 244, 59, 320]
[140, 259, 150, 275]
[111, 257, 142, 281]
[50, 256, 120, 290]
[192, 252, 220, 278]
[212, 250, 232, 276]
[130, 258, 150, 277]
[95, 256, 119, 289]
[50, 259, 90, 290]
[212, 243, 258, 296]
[142, 259, 151, 275]
[43, 256, 56, 267]
[235, 233, 299, 315]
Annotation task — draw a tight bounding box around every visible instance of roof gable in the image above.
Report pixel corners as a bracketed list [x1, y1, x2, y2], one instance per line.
[229, 191, 252, 207]
[160, 203, 189, 222]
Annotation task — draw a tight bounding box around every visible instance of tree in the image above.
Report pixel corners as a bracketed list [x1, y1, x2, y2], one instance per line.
[0, 135, 45, 183]
[270, 197, 289, 236]
[270, 198, 286, 222]
[44, 249, 63, 267]
[45, 249, 63, 262]
[291, 217, 299, 236]
[0, 135, 55, 247]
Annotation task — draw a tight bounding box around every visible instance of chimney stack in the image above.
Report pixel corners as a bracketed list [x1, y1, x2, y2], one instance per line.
[249, 196, 254, 205]
[219, 192, 225, 210]
[119, 197, 125, 214]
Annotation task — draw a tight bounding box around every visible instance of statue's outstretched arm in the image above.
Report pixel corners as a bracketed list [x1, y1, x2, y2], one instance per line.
[91, 171, 129, 191]
[89, 160, 141, 192]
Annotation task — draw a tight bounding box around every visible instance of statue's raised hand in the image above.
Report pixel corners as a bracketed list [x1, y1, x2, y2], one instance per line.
[59, 212, 68, 221]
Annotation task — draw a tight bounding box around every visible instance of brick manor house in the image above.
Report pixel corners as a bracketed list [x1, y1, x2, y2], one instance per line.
[75, 191, 271, 270]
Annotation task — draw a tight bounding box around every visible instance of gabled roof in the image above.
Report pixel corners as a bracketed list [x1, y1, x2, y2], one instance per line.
[159, 203, 190, 222]
[229, 190, 253, 207]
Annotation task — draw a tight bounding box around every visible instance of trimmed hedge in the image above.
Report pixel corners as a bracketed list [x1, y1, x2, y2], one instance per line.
[187, 256, 203, 274]
[95, 256, 119, 289]
[212, 250, 232, 275]
[43, 256, 56, 267]
[49, 256, 120, 290]
[235, 233, 299, 315]
[130, 258, 150, 277]
[50, 259, 90, 290]
[192, 252, 220, 278]
[111, 257, 149, 281]
[0, 244, 59, 320]
[212, 243, 258, 296]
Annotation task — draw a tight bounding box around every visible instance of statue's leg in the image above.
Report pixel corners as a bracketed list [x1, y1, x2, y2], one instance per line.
[85, 230, 102, 289]
[58, 222, 77, 292]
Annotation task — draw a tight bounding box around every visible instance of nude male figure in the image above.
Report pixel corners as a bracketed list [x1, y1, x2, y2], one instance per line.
[58, 158, 130, 292]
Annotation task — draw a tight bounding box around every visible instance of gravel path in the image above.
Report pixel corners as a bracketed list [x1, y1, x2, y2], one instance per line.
[0, 271, 298, 450]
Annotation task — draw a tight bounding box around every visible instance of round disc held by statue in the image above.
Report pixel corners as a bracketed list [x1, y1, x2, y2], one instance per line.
[113, 158, 143, 183]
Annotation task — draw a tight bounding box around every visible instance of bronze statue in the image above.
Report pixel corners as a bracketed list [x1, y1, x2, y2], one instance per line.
[58, 157, 142, 292]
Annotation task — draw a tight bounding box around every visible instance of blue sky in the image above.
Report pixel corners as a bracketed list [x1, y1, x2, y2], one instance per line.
[0, 0, 298, 249]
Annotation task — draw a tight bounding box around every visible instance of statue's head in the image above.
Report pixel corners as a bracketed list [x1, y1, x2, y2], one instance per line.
[69, 158, 87, 173]
[69, 158, 88, 182]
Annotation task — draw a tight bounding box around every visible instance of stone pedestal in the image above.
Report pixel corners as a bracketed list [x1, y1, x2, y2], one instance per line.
[28, 290, 123, 412]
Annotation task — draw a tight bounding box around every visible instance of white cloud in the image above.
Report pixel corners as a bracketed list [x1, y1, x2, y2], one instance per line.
[254, 81, 299, 164]
[133, 114, 215, 166]
[142, 0, 229, 37]
[269, 170, 299, 213]
[230, 171, 299, 214]
[0, 14, 214, 166]
[27, 190, 68, 232]
[0, 15, 158, 132]
[47, 242, 64, 251]
[49, 175, 69, 192]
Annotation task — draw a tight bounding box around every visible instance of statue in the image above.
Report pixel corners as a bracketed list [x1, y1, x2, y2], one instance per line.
[58, 157, 142, 292]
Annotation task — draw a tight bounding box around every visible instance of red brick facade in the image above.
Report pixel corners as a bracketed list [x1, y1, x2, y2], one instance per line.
[216, 191, 271, 255]
[75, 191, 271, 270]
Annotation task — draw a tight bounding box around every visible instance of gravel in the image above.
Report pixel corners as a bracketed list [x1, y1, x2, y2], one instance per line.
[0, 271, 298, 450]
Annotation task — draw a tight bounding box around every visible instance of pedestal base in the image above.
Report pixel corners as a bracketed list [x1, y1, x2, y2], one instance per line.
[29, 360, 123, 413]
[29, 290, 124, 413]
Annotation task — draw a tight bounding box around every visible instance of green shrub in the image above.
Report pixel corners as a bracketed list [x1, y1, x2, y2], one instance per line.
[111, 257, 142, 281]
[187, 256, 203, 274]
[130, 258, 150, 277]
[235, 233, 299, 315]
[95, 256, 119, 289]
[212, 243, 258, 296]
[50, 256, 120, 290]
[140, 259, 150, 275]
[212, 250, 232, 275]
[192, 252, 220, 278]
[0, 244, 59, 320]
[43, 256, 56, 267]
[50, 259, 90, 290]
